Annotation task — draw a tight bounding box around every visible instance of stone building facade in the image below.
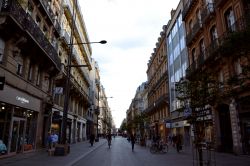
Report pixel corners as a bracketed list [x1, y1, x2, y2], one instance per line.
[0, 0, 61, 156]
[0, 0, 110, 158]
[182, 0, 250, 154]
[146, 26, 169, 142]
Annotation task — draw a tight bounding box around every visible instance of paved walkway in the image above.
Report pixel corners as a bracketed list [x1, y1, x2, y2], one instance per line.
[1, 138, 250, 166]
[0, 138, 106, 166]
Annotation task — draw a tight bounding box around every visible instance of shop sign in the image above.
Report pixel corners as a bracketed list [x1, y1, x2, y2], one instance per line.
[16, 96, 29, 104]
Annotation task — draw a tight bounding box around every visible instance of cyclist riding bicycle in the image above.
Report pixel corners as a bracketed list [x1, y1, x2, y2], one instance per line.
[106, 133, 112, 148]
[150, 135, 168, 153]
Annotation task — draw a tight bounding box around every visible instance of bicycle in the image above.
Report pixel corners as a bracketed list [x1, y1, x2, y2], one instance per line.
[150, 141, 168, 154]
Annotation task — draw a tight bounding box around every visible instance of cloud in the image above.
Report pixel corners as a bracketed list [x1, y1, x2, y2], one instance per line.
[80, 0, 180, 126]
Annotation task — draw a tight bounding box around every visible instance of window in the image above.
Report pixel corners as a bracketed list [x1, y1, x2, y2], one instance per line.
[27, 2, 33, 15]
[180, 36, 185, 51]
[17, 63, 23, 75]
[36, 68, 41, 86]
[28, 63, 33, 81]
[234, 59, 242, 75]
[206, 0, 214, 12]
[177, 14, 182, 27]
[199, 38, 205, 56]
[218, 70, 224, 83]
[224, 8, 235, 31]
[218, 70, 224, 90]
[0, 38, 4, 62]
[191, 48, 196, 64]
[210, 25, 218, 47]
[196, 9, 201, 24]
[35, 15, 41, 27]
[182, 62, 187, 77]
[189, 19, 193, 32]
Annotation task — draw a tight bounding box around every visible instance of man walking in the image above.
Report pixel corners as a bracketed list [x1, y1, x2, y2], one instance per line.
[130, 134, 136, 152]
[90, 134, 95, 147]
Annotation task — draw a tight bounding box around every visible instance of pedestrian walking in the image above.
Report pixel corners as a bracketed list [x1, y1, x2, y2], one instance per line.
[46, 132, 52, 151]
[90, 134, 95, 146]
[52, 131, 58, 147]
[176, 134, 182, 153]
[106, 132, 112, 148]
[130, 134, 136, 151]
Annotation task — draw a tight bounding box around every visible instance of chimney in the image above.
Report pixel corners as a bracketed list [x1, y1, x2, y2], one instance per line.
[171, 9, 176, 18]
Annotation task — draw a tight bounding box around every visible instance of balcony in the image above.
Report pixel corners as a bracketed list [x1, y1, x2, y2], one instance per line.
[182, 0, 199, 20]
[186, 20, 203, 46]
[72, 47, 91, 85]
[70, 75, 89, 102]
[186, 53, 206, 77]
[1, 0, 61, 70]
[207, 15, 250, 59]
[201, 3, 215, 25]
[39, 0, 61, 35]
[63, 0, 92, 65]
[145, 94, 169, 115]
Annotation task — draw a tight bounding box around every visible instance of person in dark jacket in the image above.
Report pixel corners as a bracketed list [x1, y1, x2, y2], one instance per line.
[90, 134, 95, 146]
[130, 134, 136, 151]
[176, 134, 182, 153]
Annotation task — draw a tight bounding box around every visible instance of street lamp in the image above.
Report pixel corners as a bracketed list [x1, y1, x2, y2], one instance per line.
[60, 40, 107, 153]
[68, 40, 107, 45]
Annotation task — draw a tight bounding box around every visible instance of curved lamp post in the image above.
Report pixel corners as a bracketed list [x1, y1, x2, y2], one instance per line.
[61, 40, 107, 151]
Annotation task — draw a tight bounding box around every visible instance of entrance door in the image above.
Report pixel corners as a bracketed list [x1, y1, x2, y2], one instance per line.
[218, 104, 233, 152]
[10, 118, 26, 153]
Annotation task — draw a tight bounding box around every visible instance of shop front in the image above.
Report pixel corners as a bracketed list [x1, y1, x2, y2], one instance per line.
[0, 85, 41, 157]
[76, 117, 86, 142]
[51, 109, 73, 144]
[170, 120, 191, 147]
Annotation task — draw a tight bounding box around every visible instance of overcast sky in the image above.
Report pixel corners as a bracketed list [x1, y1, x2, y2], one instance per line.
[79, 0, 180, 127]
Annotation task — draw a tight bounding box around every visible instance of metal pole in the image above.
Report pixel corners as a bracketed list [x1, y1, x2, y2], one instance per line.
[96, 85, 100, 141]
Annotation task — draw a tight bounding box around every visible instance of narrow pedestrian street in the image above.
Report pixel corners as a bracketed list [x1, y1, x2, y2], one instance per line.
[73, 137, 192, 166]
[1, 136, 248, 166]
[73, 137, 250, 166]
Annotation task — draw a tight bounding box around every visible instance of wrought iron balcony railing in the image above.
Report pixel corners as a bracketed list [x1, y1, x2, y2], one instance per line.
[72, 47, 91, 85]
[1, 0, 61, 70]
[186, 14, 250, 77]
[201, 3, 215, 24]
[186, 20, 203, 45]
[145, 94, 169, 114]
[39, 0, 61, 35]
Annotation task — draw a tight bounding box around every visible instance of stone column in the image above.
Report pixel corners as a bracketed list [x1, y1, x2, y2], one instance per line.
[229, 98, 242, 154]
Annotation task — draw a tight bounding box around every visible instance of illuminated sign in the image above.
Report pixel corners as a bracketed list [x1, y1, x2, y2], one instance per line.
[16, 96, 29, 104]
